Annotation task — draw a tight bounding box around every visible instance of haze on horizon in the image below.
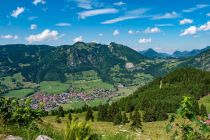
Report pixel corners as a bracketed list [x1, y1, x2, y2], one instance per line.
[0, 0, 210, 53]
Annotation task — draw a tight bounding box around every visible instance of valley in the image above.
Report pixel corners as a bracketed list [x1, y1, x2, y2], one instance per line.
[1, 42, 210, 140]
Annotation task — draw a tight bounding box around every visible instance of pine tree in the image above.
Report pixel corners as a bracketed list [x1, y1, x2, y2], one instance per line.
[192, 100, 200, 115]
[98, 104, 108, 121]
[86, 106, 94, 121]
[200, 104, 207, 117]
[113, 112, 122, 125]
[122, 112, 129, 124]
[68, 112, 72, 122]
[130, 107, 142, 130]
[58, 106, 65, 117]
[107, 102, 120, 121]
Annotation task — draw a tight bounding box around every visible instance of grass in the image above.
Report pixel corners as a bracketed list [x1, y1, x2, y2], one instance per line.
[0, 73, 37, 90]
[2, 88, 34, 98]
[61, 99, 107, 110]
[67, 79, 114, 93]
[39, 81, 69, 94]
[42, 112, 169, 140]
[199, 95, 210, 113]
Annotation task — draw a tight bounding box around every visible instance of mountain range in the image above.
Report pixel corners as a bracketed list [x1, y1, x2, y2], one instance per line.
[1, 42, 210, 87]
[139, 46, 210, 59]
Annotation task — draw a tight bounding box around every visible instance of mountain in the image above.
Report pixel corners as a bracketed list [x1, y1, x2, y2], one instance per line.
[172, 46, 210, 58]
[139, 48, 170, 59]
[1, 42, 210, 87]
[178, 48, 210, 71]
[0, 42, 149, 85]
[0, 44, 54, 77]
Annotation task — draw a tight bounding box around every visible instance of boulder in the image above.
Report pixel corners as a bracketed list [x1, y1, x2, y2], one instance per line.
[35, 135, 53, 140]
[4, 135, 23, 140]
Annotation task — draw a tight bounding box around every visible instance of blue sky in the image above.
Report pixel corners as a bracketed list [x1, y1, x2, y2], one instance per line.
[0, 0, 210, 53]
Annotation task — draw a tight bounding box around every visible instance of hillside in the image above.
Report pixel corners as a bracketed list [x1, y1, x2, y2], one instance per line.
[21, 42, 147, 84]
[178, 49, 210, 71]
[117, 68, 210, 121]
[0, 42, 155, 97]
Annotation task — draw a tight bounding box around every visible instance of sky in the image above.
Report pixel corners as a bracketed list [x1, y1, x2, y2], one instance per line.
[0, 0, 210, 53]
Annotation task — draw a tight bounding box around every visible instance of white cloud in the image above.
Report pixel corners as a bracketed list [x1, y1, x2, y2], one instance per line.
[33, 0, 46, 5]
[138, 38, 152, 44]
[183, 4, 209, 13]
[180, 21, 210, 36]
[180, 26, 197, 36]
[198, 21, 210, 31]
[207, 13, 210, 16]
[128, 30, 134, 34]
[113, 30, 120, 36]
[179, 19, 193, 25]
[113, 1, 126, 6]
[153, 11, 179, 20]
[30, 24, 37, 30]
[79, 8, 118, 19]
[1, 35, 18, 40]
[11, 7, 25, 18]
[144, 27, 161, 33]
[26, 29, 59, 43]
[101, 8, 149, 24]
[55, 23, 72, 27]
[98, 33, 103, 36]
[155, 24, 174, 27]
[73, 36, 83, 42]
[76, 0, 93, 9]
[101, 16, 141, 24]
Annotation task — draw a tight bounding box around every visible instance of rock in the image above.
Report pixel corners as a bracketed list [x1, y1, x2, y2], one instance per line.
[4, 135, 23, 140]
[35, 135, 53, 140]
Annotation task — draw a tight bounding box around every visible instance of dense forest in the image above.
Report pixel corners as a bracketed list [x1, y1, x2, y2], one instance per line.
[116, 68, 210, 121]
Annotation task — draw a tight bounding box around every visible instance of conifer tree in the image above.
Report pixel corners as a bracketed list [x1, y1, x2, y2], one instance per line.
[68, 112, 72, 122]
[130, 107, 142, 131]
[58, 106, 65, 117]
[86, 106, 94, 121]
[98, 104, 108, 121]
[122, 112, 129, 124]
[107, 102, 120, 121]
[113, 112, 122, 125]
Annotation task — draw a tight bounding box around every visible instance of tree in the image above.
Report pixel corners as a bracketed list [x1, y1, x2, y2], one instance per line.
[143, 108, 156, 122]
[200, 104, 207, 117]
[98, 104, 108, 121]
[68, 112, 72, 122]
[58, 106, 65, 117]
[107, 102, 120, 121]
[122, 112, 129, 124]
[130, 107, 142, 131]
[86, 106, 94, 122]
[113, 112, 122, 125]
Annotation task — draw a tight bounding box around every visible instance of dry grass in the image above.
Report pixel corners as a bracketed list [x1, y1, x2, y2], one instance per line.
[42, 112, 169, 140]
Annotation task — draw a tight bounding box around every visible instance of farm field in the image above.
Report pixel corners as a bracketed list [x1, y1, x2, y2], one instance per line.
[38, 81, 69, 94]
[2, 88, 34, 98]
[67, 79, 115, 93]
[61, 99, 107, 110]
[43, 112, 169, 140]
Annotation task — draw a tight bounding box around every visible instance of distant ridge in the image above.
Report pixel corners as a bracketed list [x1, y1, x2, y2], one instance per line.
[139, 48, 170, 59]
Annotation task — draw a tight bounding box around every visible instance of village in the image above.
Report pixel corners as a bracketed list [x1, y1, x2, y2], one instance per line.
[30, 88, 120, 110]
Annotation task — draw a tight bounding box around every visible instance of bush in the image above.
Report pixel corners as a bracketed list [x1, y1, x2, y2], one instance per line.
[64, 120, 100, 140]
